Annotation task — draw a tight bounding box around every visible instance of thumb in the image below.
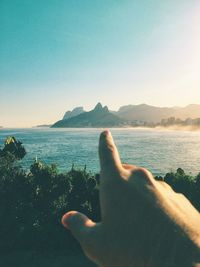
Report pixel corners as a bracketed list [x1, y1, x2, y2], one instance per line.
[62, 211, 96, 244]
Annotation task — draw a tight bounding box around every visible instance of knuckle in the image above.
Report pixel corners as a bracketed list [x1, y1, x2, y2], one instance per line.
[129, 167, 155, 187]
[133, 167, 151, 179]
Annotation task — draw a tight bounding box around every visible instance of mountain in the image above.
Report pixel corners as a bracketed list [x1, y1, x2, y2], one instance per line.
[63, 107, 85, 120]
[52, 103, 200, 128]
[173, 104, 200, 119]
[116, 104, 200, 123]
[52, 103, 126, 128]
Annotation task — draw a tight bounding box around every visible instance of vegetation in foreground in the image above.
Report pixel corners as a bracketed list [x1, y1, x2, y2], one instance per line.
[0, 137, 200, 265]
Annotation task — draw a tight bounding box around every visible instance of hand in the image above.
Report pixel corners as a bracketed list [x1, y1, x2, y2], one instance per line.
[62, 130, 200, 267]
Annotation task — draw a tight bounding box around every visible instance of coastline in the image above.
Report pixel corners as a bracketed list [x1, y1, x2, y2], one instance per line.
[1, 125, 200, 132]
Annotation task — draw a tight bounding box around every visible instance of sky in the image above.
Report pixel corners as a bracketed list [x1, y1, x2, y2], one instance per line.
[0, 0, 200, 127]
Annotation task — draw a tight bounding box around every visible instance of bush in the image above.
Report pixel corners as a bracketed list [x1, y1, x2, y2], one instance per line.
[0, 137, 100, 251]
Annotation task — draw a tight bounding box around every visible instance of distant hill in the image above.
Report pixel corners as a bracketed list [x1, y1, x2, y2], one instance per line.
[52, 103, 126, 128]
[63, 107, 85, 120]
[173, 104, 200, 120]
[116, 104, 200, 123]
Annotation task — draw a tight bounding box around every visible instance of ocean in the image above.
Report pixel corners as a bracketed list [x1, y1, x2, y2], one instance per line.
[0, 128, 200, 176]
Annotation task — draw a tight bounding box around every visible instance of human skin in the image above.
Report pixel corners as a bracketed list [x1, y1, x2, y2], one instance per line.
[62, 130, 200, 267]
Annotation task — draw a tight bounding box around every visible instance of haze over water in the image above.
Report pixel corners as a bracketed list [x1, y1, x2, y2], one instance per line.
[0, 128, 200, 176]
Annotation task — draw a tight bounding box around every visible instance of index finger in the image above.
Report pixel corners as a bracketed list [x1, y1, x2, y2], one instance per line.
[98, 130, 122, 176]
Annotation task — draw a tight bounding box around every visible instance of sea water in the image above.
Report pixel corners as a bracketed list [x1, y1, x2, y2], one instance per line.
[0, 128, 200, 176]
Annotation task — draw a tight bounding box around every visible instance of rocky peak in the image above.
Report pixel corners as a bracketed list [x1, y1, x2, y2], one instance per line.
[63, 106, 85, 120]
[93, 103, 109, 114]
[103, 105, 109, 112]
[94, 102, 103, 111]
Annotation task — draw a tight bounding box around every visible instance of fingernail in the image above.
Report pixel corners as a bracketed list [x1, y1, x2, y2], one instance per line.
[102, 129, 111, 137]
[61, 211, 76, 229]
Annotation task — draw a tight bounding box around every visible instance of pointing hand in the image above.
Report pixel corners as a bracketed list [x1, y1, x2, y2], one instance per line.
[62, 130, 200, 267]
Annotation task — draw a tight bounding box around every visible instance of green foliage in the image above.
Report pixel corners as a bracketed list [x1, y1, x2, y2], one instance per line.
[162, 168, 199, 210]
[0, 137, 199, 252]
[0, 136, 26, 160]
[0, 138, 100, 251]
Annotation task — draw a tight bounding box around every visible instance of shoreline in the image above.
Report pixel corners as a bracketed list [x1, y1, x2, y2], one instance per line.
[1, 126, 200, 132]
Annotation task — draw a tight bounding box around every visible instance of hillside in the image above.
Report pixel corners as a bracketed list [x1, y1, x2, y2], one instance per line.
[52, 103, 200, 127]
[52, 103, 126, 128]
[116, 104, 200, 123]
[63, 107, 85, 120]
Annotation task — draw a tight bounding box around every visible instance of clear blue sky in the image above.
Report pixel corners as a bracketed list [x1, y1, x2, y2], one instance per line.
[1, 0, 200, 127]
